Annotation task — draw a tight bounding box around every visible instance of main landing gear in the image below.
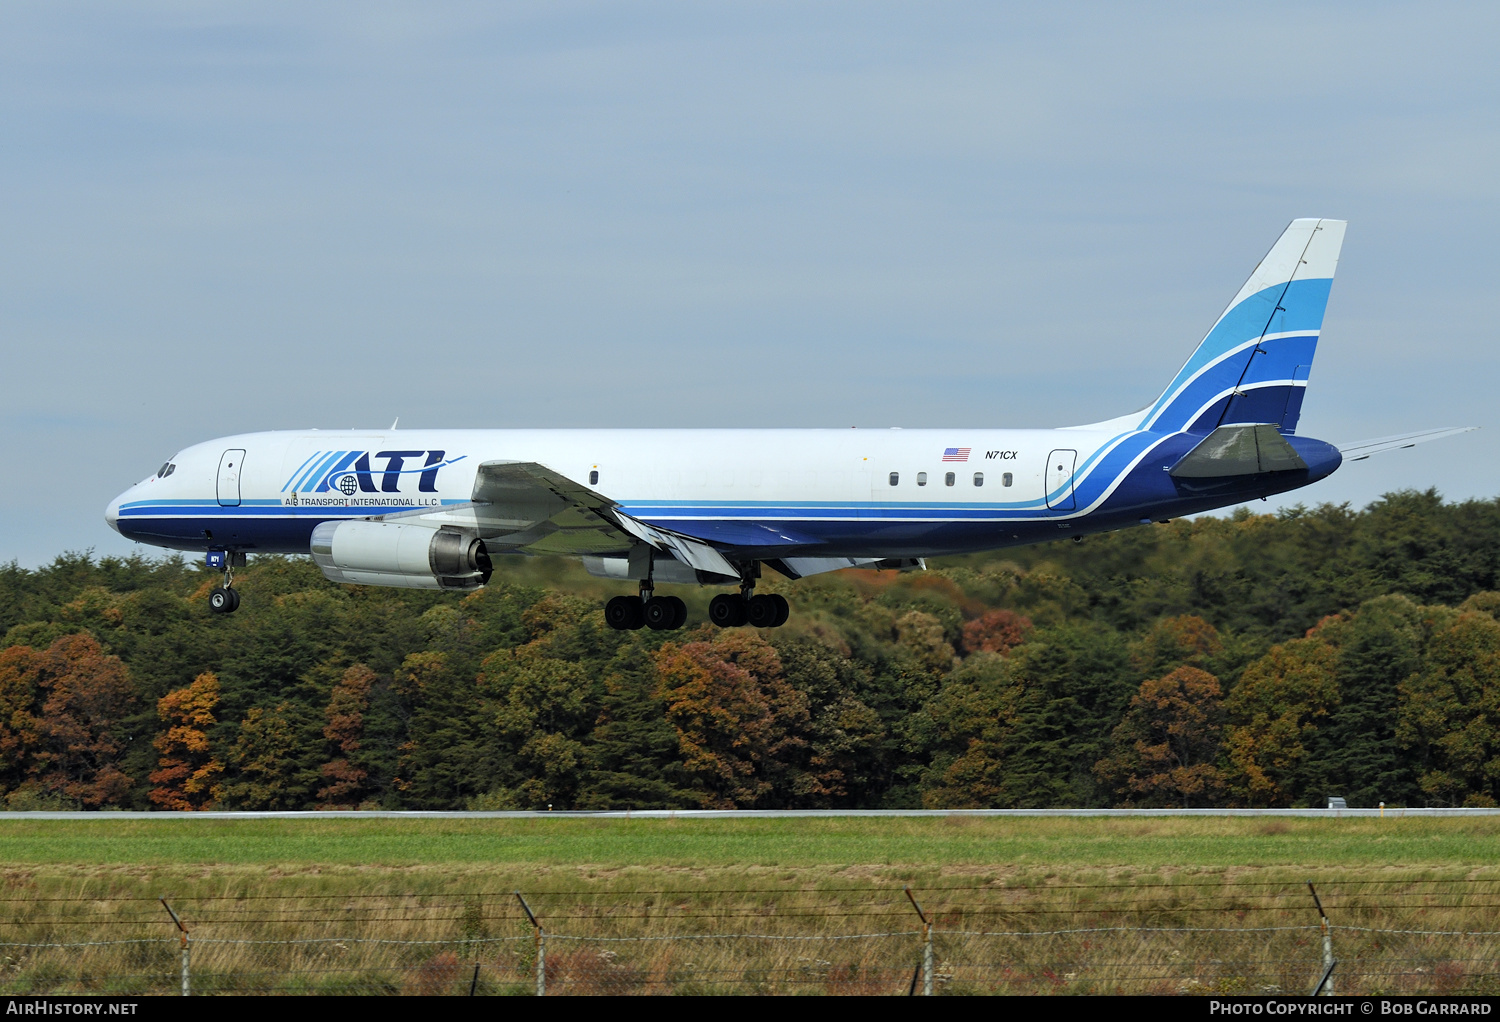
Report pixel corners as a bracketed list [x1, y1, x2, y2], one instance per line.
[708, 591, 789, 628]
[605, 593, 687, 631]
[601, 563, 791, 631]
[603, 590, 789, 631]
[206, 551, 245, 614]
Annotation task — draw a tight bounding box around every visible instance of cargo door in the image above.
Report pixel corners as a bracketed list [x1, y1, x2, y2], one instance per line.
[217, 449, 246, 507]
[1045, 449, 1077, 511]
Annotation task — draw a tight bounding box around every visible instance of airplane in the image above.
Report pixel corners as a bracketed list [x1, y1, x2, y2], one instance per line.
[106, 218, 1474, 629]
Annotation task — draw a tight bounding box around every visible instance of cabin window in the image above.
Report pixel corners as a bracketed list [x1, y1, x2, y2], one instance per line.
[973, 472, 984, 487]
[916, 472, 927, 486]
[888, 472, 899, 486]
[944, 472, 955, 486]
[1002, 472, 1013, 487]
[589, 470, 599, 485]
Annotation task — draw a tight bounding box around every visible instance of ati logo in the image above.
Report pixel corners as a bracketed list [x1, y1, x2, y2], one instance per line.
[282, 450, 467, 496]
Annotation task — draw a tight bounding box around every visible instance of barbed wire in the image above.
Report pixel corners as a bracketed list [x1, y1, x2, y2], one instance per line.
[191, 935, 532, 946]
[4, 882, 1498, 997]
[938, 925, 1324, 936]
[546, 931, 923, 942]
[0, 938, 167, 949]
[7, 923, 1498, 948]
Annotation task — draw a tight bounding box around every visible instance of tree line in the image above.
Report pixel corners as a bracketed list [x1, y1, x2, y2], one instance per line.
[2, 488, 1499, 811]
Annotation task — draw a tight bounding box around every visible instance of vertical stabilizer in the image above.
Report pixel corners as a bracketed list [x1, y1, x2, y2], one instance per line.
[1139, 219, 1346, 434]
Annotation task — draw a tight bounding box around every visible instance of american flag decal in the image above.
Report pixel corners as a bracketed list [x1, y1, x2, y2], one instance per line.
[942, 447, 971, 462]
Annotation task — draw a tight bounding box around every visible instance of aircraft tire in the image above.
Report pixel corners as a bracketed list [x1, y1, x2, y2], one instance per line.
[605, 595, 644, 630]
[709, 593, 747, 627]
[644, 596, 681, 631]
[208, 588, 234, 614]
[770, 593, 789, 627]
[228, 588, 241, 612]
[747, 594, 781, 628]
[666, 596, 688, 629]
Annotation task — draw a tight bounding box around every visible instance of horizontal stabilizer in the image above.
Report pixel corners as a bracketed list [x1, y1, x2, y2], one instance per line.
[1338, 427, 1478, 462]
[1169, 423, 1308, 478]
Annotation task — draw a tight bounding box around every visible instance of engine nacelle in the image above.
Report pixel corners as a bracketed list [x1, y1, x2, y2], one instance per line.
[310, 520, 492, 590]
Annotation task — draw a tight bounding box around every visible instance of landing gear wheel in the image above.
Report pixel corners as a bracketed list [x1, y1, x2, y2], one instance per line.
[748, 594, 783, 628]
[770, 593, 789, 627]
[709, 593, 748, 627]
[208, 587, 239, 614]
[645, 596, 687, 631]
[605, 595, 644, 630]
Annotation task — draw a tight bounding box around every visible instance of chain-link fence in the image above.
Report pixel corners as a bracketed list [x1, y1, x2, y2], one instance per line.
[4, 880, 1499, 995]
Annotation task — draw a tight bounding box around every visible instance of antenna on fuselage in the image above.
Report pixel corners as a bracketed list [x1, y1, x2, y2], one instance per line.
[390, 417, 399, 430]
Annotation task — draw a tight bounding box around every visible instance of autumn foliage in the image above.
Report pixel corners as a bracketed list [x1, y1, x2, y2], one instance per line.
[149, 672, 223, 810]
[0, 633, 134, 807]
[5, 490, 1500, 809]
[1097, 666, 1226, 807]
[319, 663, 375, 806]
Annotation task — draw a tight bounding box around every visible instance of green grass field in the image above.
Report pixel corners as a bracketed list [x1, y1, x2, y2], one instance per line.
[1, 814, 1495, 870]
[2, 815, 1496, 906]
[1, 816, 1496, 995]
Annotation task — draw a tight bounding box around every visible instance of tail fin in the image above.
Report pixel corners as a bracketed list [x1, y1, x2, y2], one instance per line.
[1139, 218, 1346, 435]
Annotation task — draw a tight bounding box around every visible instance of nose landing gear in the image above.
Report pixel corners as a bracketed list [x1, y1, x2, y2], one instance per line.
[206, 551, 245, 614]
[208, 586, 240, 613]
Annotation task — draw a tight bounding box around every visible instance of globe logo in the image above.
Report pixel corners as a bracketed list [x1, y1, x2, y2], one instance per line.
[337, 474, 359, 496]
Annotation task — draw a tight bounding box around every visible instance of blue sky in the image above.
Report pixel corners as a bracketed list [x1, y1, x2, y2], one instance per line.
[3, 2, 1497, 567]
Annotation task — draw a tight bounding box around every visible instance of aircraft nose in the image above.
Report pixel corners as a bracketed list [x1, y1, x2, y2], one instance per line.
[105, 493, 123, 533]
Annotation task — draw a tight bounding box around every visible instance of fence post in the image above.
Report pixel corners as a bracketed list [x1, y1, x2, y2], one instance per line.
[904, 886, 933, 996]
[1307, 882, 1335, 996]
[160, 897, 189, 997]
[516, 892, 544, 996]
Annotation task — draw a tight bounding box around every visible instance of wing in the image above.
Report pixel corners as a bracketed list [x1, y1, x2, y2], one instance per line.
[383, 461, 743, 578]
[1337, 427, 1478, 462]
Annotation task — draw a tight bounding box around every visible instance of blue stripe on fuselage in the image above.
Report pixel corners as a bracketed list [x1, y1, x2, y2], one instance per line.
[115, 432, 1342, 557]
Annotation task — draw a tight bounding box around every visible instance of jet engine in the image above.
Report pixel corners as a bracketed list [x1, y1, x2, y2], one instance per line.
[310, 520, 492, 590]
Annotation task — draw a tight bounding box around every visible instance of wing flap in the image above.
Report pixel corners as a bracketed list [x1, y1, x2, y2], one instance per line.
[612, 512, 743, 578]
[766, 556, 927, 580]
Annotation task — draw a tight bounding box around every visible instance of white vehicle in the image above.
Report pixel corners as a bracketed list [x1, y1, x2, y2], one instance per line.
[106, 219, 1469, 629]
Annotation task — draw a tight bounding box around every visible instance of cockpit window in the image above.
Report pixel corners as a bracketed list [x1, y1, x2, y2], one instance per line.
[158, 462, 176, 478]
